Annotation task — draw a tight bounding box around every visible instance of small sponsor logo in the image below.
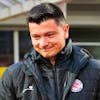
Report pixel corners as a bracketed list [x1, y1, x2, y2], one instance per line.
[23, 86, 34, 93]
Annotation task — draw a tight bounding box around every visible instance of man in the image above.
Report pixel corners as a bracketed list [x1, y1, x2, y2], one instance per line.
[0, 2, 100, 100]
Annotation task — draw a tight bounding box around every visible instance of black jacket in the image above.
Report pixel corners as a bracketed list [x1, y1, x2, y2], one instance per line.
[0, 39, 100, 100]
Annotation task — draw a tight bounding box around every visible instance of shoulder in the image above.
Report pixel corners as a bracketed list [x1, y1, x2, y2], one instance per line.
[5, 61, 24, 76]
[87, 58, 100, 70]
[2, 61, 25, 83]
[72, 46, 100, 71]
[82, 58, 100, 79]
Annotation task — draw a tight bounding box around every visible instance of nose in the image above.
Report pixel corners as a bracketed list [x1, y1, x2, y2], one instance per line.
[39, 37, 48, 49]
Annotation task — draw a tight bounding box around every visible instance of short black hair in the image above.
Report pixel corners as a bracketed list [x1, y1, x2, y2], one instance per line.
[27, 2, 66, 25]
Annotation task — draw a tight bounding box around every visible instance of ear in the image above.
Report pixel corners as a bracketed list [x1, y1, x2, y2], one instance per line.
[64, 24, 69, 39]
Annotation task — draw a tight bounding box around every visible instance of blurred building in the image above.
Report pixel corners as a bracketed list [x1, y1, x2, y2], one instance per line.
[0, 0, 100, 69]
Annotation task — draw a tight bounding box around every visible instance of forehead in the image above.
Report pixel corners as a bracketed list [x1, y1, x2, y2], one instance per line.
[29, 19, 58, 29]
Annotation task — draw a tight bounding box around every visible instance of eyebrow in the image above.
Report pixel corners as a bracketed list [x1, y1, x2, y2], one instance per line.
[32, 30, 57, 36]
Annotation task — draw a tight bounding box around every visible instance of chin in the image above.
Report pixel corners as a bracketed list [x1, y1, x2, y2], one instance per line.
[42, 55, 51, 58]
[42, 53, 56, 59]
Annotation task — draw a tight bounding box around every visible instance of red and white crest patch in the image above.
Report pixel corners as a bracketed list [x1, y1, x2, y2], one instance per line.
[71, 79, 83, 92]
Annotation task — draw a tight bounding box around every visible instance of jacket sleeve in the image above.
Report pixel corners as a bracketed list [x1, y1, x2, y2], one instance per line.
[0, 69, 16, 100]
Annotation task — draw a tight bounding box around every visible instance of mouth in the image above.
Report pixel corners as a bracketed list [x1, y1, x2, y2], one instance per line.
[41, 49, 50, 52]
[40, 47, 53, 52]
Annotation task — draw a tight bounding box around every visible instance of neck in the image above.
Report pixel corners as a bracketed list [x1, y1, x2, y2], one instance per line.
[50, 57, 55, 65]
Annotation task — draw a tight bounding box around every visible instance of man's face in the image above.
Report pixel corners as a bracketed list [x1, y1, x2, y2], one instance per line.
[29, 19, 69, 61]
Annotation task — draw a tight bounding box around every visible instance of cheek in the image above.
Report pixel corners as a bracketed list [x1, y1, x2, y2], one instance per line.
[56, 35, 66, 43]
[30, 38, 38, 48]
[53, 38, 65, 49]
[32, 42, 38, 48]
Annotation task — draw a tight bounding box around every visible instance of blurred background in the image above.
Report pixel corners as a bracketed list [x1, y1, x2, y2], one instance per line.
[0, 0, 100, 77]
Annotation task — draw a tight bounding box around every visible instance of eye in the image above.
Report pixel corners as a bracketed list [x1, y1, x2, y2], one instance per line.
[47, 32, 56, 38]
[32, 34, 40, 40]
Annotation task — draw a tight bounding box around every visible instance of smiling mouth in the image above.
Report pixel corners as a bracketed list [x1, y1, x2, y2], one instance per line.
[41, 49, 50, 52]
[40, 47, 53, 52]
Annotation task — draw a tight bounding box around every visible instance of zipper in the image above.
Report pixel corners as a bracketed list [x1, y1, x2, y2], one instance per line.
[53, 64, 60, 100]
